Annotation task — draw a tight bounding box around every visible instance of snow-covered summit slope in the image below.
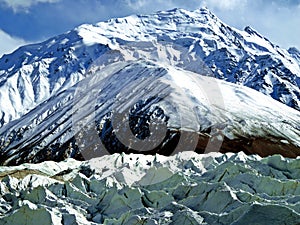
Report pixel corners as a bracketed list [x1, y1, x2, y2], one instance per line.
[0, 30, 109, 126]
[1, 60, 300, 166]
[71, 8, 300, 112]
[77, 8, 300, 109]
[1, 8, 300, 127]
[0, 152, 299, 224]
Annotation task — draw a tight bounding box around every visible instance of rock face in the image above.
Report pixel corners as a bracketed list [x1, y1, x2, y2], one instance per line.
[1, 60, 300, 165]
[0, 152, 299, 224]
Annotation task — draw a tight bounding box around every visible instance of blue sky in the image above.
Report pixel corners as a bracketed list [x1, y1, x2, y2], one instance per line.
[0, 0, 300, 56]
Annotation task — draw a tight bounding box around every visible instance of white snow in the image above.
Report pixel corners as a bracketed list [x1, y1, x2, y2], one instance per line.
[1, 7, 300, 128]
[1, 60, 300, 165]
[0, 152, 299, 224]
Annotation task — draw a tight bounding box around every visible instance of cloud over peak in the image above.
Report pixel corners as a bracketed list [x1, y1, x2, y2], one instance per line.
[0, 0, 61, 12]
[0, 29, 26, 56]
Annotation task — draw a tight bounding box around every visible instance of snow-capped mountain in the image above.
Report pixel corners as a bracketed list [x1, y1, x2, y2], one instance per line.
[1, 60, 300, 166]
[1, 7, 300, 127]
[0, 152, 299, 224]
[1, 8, 300, 165]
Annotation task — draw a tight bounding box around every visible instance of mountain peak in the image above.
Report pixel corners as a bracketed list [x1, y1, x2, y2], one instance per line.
[288, 46, 300, 55]
[153, 7, 214, 16]
[76, 7, 222, 46]
[194, 6, 215, 15]
[244, 25, 262, 37]
[288, 46, 300, 62]
[1, 7, 300, 128]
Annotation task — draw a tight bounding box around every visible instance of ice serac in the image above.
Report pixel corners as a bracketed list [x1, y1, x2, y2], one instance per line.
[1, 60, 300, 165]
[1, 7, 300, 127]
[0, 152, 299, 224]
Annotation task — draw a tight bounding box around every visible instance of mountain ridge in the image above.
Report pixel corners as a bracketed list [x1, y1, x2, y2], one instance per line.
[1, 7, 300, 127]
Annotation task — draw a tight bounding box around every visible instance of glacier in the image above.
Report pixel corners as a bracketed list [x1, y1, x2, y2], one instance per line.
[0, 152, 299, 224]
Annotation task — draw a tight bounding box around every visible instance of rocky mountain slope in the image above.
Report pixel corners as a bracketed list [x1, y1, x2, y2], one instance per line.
[1, 60, 300, 166]
[0, 152, 299, 224]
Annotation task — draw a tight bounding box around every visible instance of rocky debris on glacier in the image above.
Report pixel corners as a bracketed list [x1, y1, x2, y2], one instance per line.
[0, 151, 299, 224]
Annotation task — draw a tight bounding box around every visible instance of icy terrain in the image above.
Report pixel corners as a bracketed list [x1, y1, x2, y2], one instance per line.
[0, 152, 299, 224]
[0, 7, 300, 225]
[1, 8, 300, 128]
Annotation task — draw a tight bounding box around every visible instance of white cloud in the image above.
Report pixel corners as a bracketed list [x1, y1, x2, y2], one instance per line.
[0, 30, 26, 57]
[201, 0, 248, 11]
[0, 0, 61, 12]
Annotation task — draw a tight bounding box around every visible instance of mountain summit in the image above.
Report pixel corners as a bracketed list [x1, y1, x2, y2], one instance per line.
[1, 8, 300, 127]
[1, 8, 300, 165]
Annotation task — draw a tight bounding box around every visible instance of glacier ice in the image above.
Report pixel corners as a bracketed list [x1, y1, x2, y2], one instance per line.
[0, 152, 299, 224]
